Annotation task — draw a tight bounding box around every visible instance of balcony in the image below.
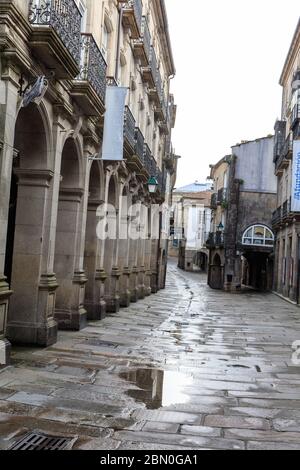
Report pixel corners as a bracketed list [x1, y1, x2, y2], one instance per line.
[157, 170, 167, 195]
[272, 206, 282, 228]
[206, 231, 224, 248]
[291, 104, 300, 129]
[149, 67, 163, 107]
[70, 34, 107, 116]
[217, 188, 227, 205]
[282, 197, 299, 222]
[125, 126, 145, 172]
[121, 0, 143, 39]
[272, 198, 300, 228]
[28, 0, 81, 79]
[132, 16, 151, 66]
[211, 193, 218, 209]
[275, 134, 293, 175]
[135, 128, 145, 162]
[141, 46, 157, 89]
[156, 94, 168, 128]
[143, 143, 157, 177]
[124, 106, 136, 154]
[273, 120, 286, 163]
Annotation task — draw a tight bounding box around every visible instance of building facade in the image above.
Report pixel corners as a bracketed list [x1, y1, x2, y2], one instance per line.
[0, 0, 177, 367]
[208, 137, 277, 291]
[169, 183, 212, 272]
[272, 19, 300, 304]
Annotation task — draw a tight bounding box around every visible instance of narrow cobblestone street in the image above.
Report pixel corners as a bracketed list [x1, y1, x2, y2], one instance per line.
[1, 260, 300, 450]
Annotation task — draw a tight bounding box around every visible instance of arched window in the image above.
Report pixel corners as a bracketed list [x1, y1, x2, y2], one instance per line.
[242, 225, 274, 247]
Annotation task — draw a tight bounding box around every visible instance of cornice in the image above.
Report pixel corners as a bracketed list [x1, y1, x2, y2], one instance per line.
[151, 0, 176, 77]
[280, 18, 300, 86]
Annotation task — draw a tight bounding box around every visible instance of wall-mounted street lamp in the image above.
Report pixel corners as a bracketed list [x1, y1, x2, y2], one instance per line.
[218, 222, 224, 231]
[147, 176, 159, 194]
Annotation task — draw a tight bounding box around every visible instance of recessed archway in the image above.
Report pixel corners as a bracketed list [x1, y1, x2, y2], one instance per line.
[84, 160, 105, 320]
[53, 137, 86, 330]
[104, 174, 120, 313]
[6, 103, 57, 346]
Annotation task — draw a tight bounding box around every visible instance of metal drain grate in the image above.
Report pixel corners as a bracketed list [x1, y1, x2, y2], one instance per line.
[9, 432, 73, 450]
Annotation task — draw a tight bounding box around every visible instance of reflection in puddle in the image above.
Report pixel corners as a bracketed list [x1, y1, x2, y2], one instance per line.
[119, 368, 193, 409]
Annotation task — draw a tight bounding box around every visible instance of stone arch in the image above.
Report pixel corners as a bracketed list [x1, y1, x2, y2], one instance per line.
[53, 136, 87, 330]
[14, 100, 52, 169]
[103, 172, 120, 313]
[107, 172, 119, 209]
[6, 102, 57, 346]
[119, 183, 132, 307]
[84, 160, 105, 320]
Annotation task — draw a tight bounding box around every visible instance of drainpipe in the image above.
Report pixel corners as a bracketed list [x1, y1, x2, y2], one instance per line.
[115, 4, 123, 82]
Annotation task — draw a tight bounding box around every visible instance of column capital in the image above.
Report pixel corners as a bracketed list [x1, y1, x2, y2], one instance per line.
[59, 187, 84, 203]
[14, 169, 54, 188]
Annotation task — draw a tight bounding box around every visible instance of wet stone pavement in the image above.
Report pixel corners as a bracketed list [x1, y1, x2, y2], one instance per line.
[1, 260, 300, 450]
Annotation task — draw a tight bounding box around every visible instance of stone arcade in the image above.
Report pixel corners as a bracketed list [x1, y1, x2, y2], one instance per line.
[0, 0, 178, 367]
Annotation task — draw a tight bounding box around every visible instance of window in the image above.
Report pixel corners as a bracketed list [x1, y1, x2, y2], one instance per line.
[242, 225, 274, 247]
[76, 0, 86, 32]
[102, 23, 109, 60]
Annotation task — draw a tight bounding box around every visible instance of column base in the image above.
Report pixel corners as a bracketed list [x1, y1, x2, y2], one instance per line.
[106, 296, 120, 313]
[130, 287, 139, 303]
[0, 338, 11, 369]
[144, 286, 152, 297]
[137, 285, 146, 299]
[7, 318, 58, 346]
[120, 291, 131, 308]
[86, 300, 106, 321]
[55, 309, 87, 331]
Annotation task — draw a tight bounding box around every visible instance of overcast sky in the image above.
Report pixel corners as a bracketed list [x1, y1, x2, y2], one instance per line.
[165, 0, 299, 188]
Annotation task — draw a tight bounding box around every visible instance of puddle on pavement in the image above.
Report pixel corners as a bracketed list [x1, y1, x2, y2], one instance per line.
[119, 368, 193, 409]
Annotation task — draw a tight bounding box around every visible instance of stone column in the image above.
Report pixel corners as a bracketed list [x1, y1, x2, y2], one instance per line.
[0, 73, 20, 365]
[54, 188, 87, 330]
[150, 203, 160, 294]
[7, 169, 58, 345]
[119, 193, 131, 307]
[136, 201, 147, 299]
[128, 198, 140, 302]
[84, 199, 106, 320]
[144, 207, 152, 296]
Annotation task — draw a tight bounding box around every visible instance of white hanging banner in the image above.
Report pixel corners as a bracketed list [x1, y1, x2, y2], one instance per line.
[292, 140, 300, 212]
[102, 86, 128, 161]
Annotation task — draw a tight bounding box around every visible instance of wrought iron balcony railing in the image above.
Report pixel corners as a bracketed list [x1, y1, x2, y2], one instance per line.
[291, 104, 300, 129]
[132, 16, 151, 66]
[135, 127, 145, 162]
[28, 0, 81, 65]
[275, 134, 293, 173]
[217, 188, 227, 205]
[272, 207, 282, 227]
[150, 47, 158, 79]
[282, 134, 293, 158]
[124, 106, 136, 151]
[77, 34, 107, 103]
[158, 171, 167, 195]
[122, 0, 143, 39]
[211, 193, 218, 209]
[143, 144, 156, 176]
[273, 120, 286, 162]
[141, 17, 151, 62]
